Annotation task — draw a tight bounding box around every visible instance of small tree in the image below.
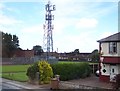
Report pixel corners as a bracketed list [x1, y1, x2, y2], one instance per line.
[33, 45, 43, 56]
[38, 61, 53, 84]
[90, 49, 99, 62]
[26, 61, 53, 84]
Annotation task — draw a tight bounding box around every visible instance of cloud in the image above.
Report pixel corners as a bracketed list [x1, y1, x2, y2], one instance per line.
[88, 3, 117, 18]
[54, 32, 99, 53]
[0, 14, 23, 25]
[21, 24, 43, 34]
[76, 18, 98, 29]
[99, 31, 117, 39]
[0, 3, 5, 10]
[18, 24, 44, 49]
[0, 3, 23, 26]
[0, 0, 119, 2]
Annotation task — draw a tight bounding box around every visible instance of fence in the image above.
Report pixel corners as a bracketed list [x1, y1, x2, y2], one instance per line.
[89, 64, 99, 74]
[2, 56, 58, 65]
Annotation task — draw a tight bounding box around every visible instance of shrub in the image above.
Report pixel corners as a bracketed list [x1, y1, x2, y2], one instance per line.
[26, 61, 53, 84]
[51, 62, 91, 81]
[26, 62, 39, 80]
[38, 61, 53, 84]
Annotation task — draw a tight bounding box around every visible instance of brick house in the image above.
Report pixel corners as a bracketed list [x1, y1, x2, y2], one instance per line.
[98, 32, 120, 82]
[58, 52, 91, 61]
[40, 52, 91, 61]
[14, 49, 34, 58]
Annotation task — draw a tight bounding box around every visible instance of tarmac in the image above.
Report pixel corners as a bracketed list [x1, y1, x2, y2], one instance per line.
[1, 78, 51, 89]
[1, 74, 114, 90]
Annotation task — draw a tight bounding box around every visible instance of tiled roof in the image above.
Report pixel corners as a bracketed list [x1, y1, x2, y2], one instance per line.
[97, 32, 120, 42]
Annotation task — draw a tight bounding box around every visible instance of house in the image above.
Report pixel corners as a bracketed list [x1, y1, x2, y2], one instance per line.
[97, 32, 120, 82]
[39, 52, 91, 61]
[40, 52, 59, 59]
[58, 52, 91, 61]
[14, 49, 34, 58]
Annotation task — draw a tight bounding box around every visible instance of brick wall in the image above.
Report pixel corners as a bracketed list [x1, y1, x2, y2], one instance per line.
[14, 50, 34, 58]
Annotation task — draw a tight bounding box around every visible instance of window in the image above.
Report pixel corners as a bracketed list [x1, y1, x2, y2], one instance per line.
[109, 42, 117, 54]
[112, 69, 114, 73]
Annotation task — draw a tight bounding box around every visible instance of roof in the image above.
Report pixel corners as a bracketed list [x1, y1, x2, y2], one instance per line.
[97, 32, 120, 42]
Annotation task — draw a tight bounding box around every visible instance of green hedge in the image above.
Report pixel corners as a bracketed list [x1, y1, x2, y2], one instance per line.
[51, 62, 91, 81]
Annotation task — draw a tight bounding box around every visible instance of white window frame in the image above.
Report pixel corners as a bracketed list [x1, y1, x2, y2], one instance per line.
[109, 42, 117, 54]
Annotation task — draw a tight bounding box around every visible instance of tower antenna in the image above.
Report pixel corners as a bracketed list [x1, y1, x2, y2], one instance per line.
[43, 0, 56, 60]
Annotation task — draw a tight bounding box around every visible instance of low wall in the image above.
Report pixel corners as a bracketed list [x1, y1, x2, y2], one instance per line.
[59, 81, 101, 89]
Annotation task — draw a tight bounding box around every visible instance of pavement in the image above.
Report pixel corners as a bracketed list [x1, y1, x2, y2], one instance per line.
[1, 78, 51, 90]
[1, 74, 114, 90]
[64, 74, 113, 89]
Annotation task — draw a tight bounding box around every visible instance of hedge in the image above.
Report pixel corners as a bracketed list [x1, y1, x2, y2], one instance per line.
[51, 62, 91, 81]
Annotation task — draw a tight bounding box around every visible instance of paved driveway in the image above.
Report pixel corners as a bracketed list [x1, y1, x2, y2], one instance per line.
[63, 74, 113, 89]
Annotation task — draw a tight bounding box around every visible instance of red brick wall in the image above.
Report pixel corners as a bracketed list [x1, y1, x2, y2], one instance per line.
[99, 75, 110, 82]
[24, 50, 34, 57]
[103, 57, 120, 64]
[14, 50, 34, 58]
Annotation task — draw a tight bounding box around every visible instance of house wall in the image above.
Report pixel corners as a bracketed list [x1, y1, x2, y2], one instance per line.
[24, 50, 34, 58]
[100, 63, 120, 82]
[101, 42, 120, 57]
[118, 43, 120, 56]
[118, 64, 120, 73]
[102, 57, 120, 64]
[100, 63, 110, 76]
[14, 50, 34, 58]
[99, 75, 110, 82]
[117, 65, 119, 74]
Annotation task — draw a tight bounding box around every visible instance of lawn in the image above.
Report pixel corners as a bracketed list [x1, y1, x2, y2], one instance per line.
[59, 61, 98, 64]
[1, 64, 31, 82]
[2, 64, 31, 72]
[2, 72, 28, 82]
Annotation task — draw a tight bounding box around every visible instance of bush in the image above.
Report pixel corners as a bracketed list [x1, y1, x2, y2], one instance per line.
[38, 61, 53, 84]
[26, 62, 39, 80]
[51, 62, 91, 81]
[26, 61, 53, 84]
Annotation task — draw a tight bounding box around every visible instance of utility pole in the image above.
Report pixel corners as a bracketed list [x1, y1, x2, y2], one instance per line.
[43, 1, 55, 60]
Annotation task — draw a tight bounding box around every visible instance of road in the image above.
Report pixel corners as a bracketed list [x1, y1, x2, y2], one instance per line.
[1, 78, 51, 91]
[0, 77, 32, 90]
[2, 82, 23, 89]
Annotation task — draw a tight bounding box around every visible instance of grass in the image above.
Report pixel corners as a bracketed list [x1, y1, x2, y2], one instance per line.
[58, 61, 99, 64]
[2, 64, 31, 72]
[2, 72, 28, 82]
[1, 64, 31, 82]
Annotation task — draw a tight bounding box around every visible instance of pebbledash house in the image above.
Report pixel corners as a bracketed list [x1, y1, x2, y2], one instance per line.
[97, 32, 120, 82]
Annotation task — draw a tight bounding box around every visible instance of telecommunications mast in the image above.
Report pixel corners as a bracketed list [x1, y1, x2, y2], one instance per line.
[43, 1, 55, 60]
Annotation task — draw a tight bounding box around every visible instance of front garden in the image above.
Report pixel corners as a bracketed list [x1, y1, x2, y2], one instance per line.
[2, 65, 30, 82]
[1, 61, 92, 83]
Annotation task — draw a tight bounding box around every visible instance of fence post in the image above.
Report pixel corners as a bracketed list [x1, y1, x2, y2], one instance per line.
[93, 64, 94, 73]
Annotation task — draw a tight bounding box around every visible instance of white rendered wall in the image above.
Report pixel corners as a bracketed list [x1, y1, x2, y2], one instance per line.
[101, 63, 120, 76]
[118, 65, 120, 74]
[101, 63, 110, 76]
[101, 42, 120, 57]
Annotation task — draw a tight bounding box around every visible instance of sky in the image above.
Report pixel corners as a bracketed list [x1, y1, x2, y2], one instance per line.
[0, 0, 119, 53]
